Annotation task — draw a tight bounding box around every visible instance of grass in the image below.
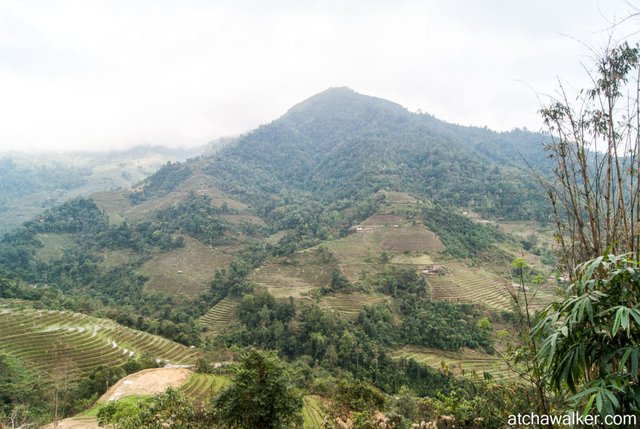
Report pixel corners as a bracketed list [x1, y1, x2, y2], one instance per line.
[0, 306, 198, 383]
[390, 253, 433, 266]
[200, 298, 240, 337]
[78, 394, 149, 417]
[138, 236, 236, 298]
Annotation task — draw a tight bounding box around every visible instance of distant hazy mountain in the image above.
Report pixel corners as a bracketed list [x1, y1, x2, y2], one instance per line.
[0, 145, 213, 233]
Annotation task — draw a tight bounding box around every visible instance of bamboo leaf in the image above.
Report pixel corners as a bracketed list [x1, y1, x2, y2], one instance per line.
[583, 394, 596, 417]
[595, 391, 603, 413]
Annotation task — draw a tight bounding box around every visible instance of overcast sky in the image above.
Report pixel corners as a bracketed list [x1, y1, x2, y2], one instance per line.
[0, 0, 638, 152]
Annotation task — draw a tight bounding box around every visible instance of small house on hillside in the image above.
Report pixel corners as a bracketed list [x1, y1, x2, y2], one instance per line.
[421, 265, 446, 276]
[349, 225, 374, 233]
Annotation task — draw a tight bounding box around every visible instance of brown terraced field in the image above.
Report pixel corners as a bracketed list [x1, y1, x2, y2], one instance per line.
[138, 236, 236, 298]
[249, 249, 337, 299]
[426, 263, 514, 311]
[324, 219, 444, 283]
[427, 262, 556, 313]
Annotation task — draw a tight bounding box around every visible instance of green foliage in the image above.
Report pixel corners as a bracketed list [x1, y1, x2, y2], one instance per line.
[128, 161, 193, 204]
[376, 266, 427, 298]
[400, 301, 494, 353]
[421, 205, 507, 259]
[97, 388, 212, 428]
[320, 269, 352, 295]
[533, 254, 640, 417]
[228, 289, 458, 397]
[0, 157, 89, 201]
[0, 351, 46, 421]
[332, 378, 386, 413]
[154, 192, 234, 246]
[213, 348, 304, 429]
[204, 88, 550, 225]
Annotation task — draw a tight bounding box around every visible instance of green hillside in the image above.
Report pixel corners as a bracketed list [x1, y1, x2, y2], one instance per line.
[0, 88, 559, 427]
[0, 303, 198, 382]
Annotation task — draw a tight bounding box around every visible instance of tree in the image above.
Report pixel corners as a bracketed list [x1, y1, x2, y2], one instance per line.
[213, 348, 303, 429]
[533, 254, 640, 417]
[539, 41, 640, 274]
[49, 344, 76, 429]
[534, 35, 640, 420]
[97, 388, 210, 429]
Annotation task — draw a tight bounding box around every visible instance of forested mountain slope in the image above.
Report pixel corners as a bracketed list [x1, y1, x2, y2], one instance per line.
[205, 87, 551, 222]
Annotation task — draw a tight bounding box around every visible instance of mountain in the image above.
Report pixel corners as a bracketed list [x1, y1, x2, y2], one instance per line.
[0, 145, 218, 234]
[205, 87, 551, 222]
[0, 88, 560, 426]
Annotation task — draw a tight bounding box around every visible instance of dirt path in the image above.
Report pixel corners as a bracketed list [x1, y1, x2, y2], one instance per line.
[41, 417, 101, 429]
[99, 367, 192, 402]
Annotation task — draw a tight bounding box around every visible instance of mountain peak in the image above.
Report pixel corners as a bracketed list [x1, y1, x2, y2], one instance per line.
[283, 87, 407, 121]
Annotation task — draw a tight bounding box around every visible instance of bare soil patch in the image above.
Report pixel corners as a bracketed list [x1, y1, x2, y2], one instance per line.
[99, 367, 192, 402]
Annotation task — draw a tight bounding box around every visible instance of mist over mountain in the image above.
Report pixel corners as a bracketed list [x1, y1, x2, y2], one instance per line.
[0, 142, 234, 234]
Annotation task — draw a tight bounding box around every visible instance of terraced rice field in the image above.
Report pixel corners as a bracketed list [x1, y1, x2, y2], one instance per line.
[138, 236, 236, 298]
[524, 285, 560, 313]
[379, 191, 417, 205]
[303, 395, 326, 428]
[250, 250, 336, 299]
[427, 264, 514, 311]
[390, 253, 434, 270]
[392, 346, 512, 379]
[179, 373, 230, 402]
[199, 298, 239, 336]
[359, 214, 405, 226]
[325, 222, 443, 282]
[97, 249, 137, 269]
[427, 262, 557, 313]
[0, 306, 198, 382]
[91, 191, 131, 225]
[319, 292, 390, 320]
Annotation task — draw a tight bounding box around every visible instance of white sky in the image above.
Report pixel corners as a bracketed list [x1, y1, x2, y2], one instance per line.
[0, 0, 638, 152]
